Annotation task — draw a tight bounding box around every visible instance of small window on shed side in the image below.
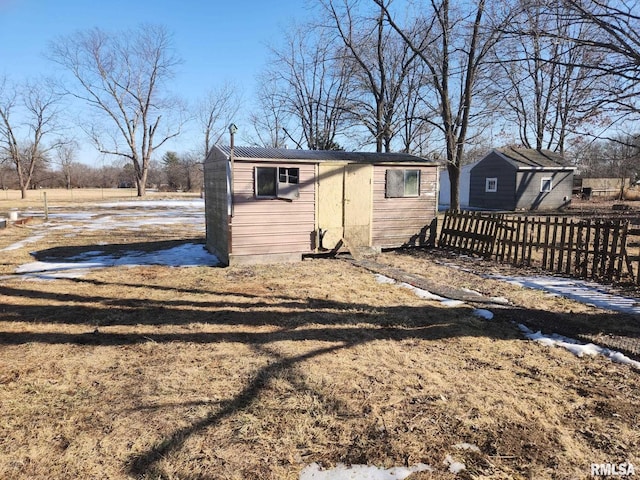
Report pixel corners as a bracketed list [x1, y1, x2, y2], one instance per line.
[255, 166, 300, 200]
[541, 177, 552, 193]
[404, 170, 420, 196]
[386, 169, 420, 198]
[485, 177, 498, 193]
[256, 167, 277, 197]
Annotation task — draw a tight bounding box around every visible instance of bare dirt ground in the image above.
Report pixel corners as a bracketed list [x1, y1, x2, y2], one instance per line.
[0, 193, 639, 479]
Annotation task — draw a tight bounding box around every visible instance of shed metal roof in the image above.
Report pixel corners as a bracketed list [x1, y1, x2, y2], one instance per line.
[495, 147, 574, 169]
[214, 145, 435, 164]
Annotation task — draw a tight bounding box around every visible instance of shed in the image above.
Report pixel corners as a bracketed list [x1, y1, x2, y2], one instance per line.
[204, 145, 439, 265]
[468, 147, 575, 211]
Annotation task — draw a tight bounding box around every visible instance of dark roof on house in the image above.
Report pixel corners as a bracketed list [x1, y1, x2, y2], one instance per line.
[494, 147, 574, 169]
[214, 145, 435, 164]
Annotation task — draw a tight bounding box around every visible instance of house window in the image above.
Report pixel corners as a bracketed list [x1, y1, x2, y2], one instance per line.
[541, 177, 552, 193]
[386, 169, 421, 198]
[485, 177, 498, 193]
[255, 166, 300, 199]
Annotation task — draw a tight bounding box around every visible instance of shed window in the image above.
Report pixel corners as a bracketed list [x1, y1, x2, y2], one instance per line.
[255, 166, 300, 200]
[386, 169, 420, 198]
[485, 177, 498, 193]
[541, 177, 552, 193]
[256, 167, 277, 197]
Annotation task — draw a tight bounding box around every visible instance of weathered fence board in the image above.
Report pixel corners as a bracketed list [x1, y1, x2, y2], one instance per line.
[438, 211, 638, 284]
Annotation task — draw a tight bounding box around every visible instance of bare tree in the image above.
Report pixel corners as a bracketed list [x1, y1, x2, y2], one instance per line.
[575, 133, 640, 198]
[321, 0, 423, 152]
[491, 1, 605, 152]
[49, 24, 184, 196]
[197, 82, 241, 159]
[377, 0, 508, 210]
[0, 77, 62, 198]
[265, 24, 354, 150]
[54, 139, 78, 189]
[397, 59, 435, 154]
[524, 0, 640, 126]
[248, 74, 290, 148]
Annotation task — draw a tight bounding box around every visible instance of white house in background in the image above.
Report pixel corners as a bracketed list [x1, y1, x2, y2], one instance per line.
[438, 161, 479, 210]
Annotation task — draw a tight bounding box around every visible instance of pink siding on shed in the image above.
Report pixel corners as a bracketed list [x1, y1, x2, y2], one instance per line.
[372, 165, 438, 247]
[231, 162, 316, 256]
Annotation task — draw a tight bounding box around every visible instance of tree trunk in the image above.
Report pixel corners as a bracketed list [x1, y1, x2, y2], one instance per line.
[447, 162, 460, 211]
[136, 173, 147, 196]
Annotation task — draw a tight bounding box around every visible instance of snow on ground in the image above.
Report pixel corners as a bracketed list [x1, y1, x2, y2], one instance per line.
[375, 274, 465, 307]
[299, 462, 432, 480]
[16, 242, 218, 280]
[472, 308, 494, 320]
[0, 233, 46, 251]
[518, 324, 640, 370]
[374, 264, 640, 374]
[491, 274, 640, 316]
[5, 199, 640, 477]
[2, 199, 218, 279]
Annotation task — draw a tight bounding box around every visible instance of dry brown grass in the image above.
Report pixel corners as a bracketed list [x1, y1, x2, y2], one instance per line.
[0, 188, 200, 211]
[1, 201, 640, 479]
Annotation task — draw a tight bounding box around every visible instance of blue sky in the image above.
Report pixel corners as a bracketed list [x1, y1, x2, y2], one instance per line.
[0, 0, 314, 163]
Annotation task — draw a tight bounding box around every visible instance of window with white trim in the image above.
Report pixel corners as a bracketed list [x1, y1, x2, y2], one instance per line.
[485, 177, 498, 193]
[385, 169, 420, 198]
[255, 166, 300, 200]
[541, 177, 552, 193]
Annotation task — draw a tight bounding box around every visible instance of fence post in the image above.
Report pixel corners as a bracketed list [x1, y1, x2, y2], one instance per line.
[565, 219, 575, 276]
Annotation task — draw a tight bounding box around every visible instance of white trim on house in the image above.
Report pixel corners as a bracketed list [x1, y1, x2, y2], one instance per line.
[518, 166, 576, 171]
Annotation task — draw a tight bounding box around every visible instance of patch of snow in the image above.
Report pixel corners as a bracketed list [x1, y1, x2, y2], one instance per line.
[47, 212, 101, 220]
[491, 274, 640, 315]
[398, 282, 464, 307]
[473, 309, 494, 320]
[1, 234, 46, 252]
[444, 455, 466, 474]
[460, 287, 482, 296]
[400, 282, 446, 301]
[375, 274, 396, 284]
[374, 275, 466, 307]
[489, 296, 510, 305]
[299, 463, 432, 480]
[518, 324, 640, 370]
[16, 243, 219, 279]
[440, 299, 465, 307]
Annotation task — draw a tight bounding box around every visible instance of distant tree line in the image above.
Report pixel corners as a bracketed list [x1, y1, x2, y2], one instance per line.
[1, 1, 640, 207]
[0, 153, 202, 193]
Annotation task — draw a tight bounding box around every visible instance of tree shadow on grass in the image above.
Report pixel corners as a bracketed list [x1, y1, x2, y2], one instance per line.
[2, 266, 640, 477]
[33, 239, 210, 261]
[126, 341, 351, 477]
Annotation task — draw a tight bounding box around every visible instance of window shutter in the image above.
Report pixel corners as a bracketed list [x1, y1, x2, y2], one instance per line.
[386, 170, 404, 198]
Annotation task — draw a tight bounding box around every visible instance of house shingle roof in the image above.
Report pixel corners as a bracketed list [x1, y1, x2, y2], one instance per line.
[496, 147, 573, 169]
[215, 145, 434, 164]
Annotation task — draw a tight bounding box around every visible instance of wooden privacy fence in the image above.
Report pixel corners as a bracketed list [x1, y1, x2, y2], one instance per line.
[438, 210, 640, 284]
